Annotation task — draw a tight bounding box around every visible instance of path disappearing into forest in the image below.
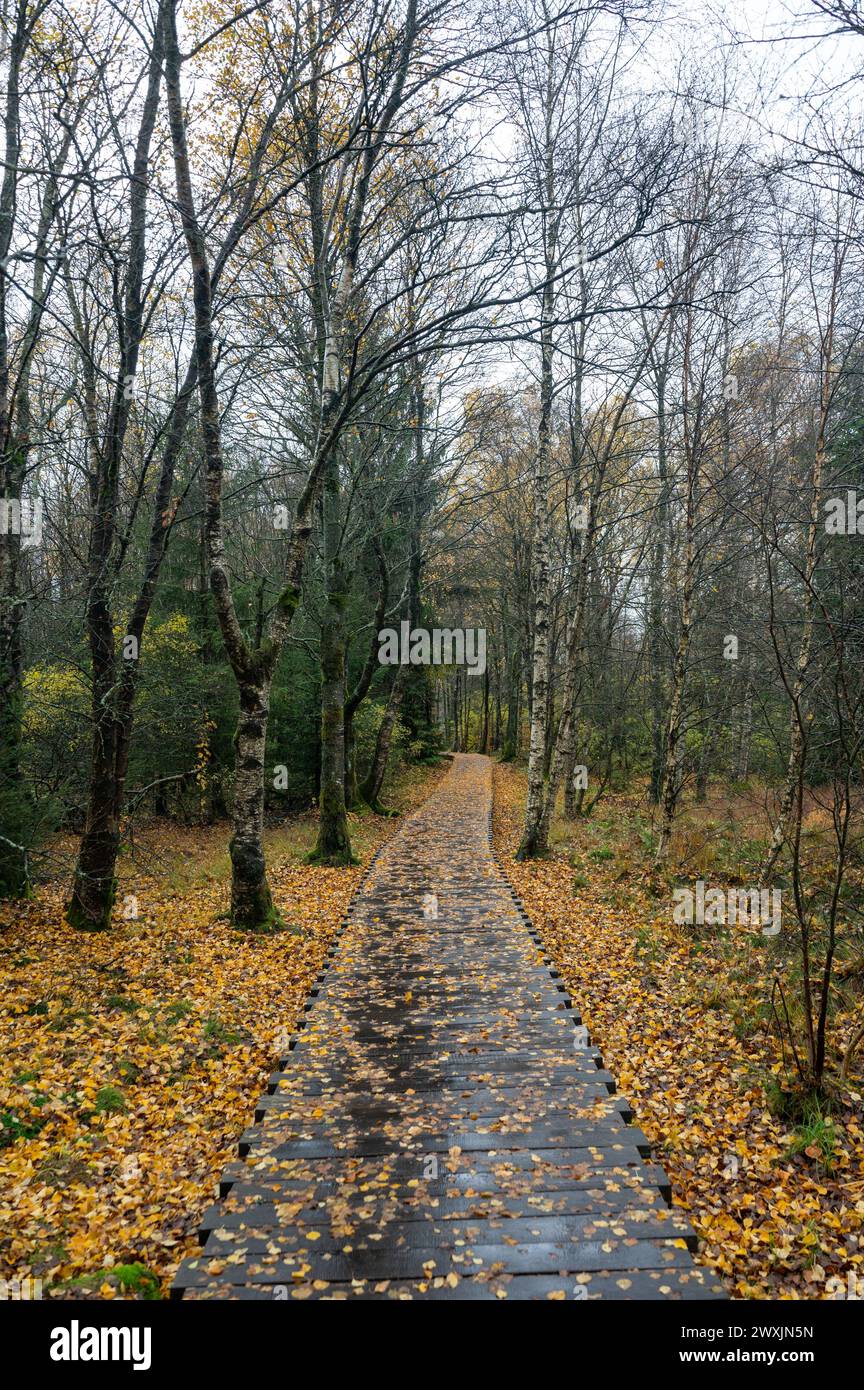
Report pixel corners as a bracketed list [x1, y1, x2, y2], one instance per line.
[172, 755, 725, 1300]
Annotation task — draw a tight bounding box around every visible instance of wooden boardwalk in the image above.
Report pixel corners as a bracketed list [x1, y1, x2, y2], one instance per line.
[172, 754, 725, 1300]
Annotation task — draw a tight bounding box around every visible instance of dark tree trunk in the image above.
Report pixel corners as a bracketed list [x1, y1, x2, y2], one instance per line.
[480, 664, 490, 752]
[0, 5, 31, 895]
[345, 539, 389, 809]
[68, 10, 165, 927]
[229, 679, 274, 926]
[312, 458, 353, 862]
[345, 715, 359, 808]
[360, 670, 404, 811]
[501, 641, 520, 761]
[648, 359, 671, 804]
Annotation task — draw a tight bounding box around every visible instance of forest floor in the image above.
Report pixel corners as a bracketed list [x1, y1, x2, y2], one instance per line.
[0, 761, 446, 1300]
[492, 764, 864, 1299]
[4, 756, 862, 1301]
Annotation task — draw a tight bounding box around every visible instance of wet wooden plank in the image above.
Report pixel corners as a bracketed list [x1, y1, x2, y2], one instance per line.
[171, 754, 722, 1301]
[178, 1266, 728, 1300]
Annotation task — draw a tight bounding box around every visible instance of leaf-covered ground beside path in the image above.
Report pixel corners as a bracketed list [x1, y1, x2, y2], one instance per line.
[492, 764, 864, 1300]
[0, 764, 445, 1299]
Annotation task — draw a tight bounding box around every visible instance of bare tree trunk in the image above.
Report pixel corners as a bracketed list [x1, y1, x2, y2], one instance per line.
[163, 0, 277, 926]
[736, 649, 754, 780]
[654, 298, 699, 863]
[537, 278, 668, 841]
[162, 0, 347, 923]
[359, 669, 404, 812]
[517, 445, 552, 858]
[0, 4, 28, 895]
[311, 454, 353, 862]
[562, 748, 579, 818]
[694, 697, 720, 803]
[68, 8, 165, 927]
[654, 481, 696, 861]
[501, 638, 520, 760]
[536, 510, 592, 845]
[480, 663, 490, 752]
[345, 540, 388, 807]
[516, 214, 555, 856]
[761, 392, 832, 883]
[230, 677, 273, 924]
[164, 0, 420, 921]
[0, 3, 73, 892]
[648, 365, 671, 803]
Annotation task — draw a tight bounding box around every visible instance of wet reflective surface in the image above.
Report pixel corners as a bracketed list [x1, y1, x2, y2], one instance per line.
[173, 756, 725, 1300]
